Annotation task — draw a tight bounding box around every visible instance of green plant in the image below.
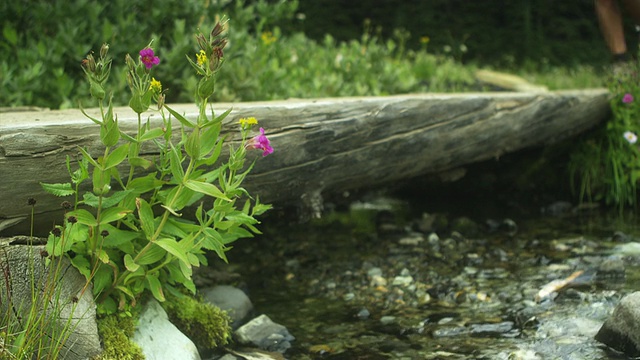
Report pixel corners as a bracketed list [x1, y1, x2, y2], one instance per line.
[40, 19, 272, 315]
[569, 62, 640, 209]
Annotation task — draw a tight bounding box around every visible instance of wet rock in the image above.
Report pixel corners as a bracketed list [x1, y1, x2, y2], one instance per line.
[451, 216, 480, 237]
[380, 316, 396, 325]
[595, 291, 640, 357]
[595, 257, 626, 284]
[542, 201, 573, 216]
[612, 242, 640, 255]
[235, 314, 295, 353]
[500, 218, 518, 236]
[612, 230, 631, 242]
[133, 299, 201, 360]
[469, 321, 518, 337]
[201, 285, 253, 329]
[356, 308, 371, 320]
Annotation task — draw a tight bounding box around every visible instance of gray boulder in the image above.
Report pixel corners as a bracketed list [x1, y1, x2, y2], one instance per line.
[595, 291, 640, 356]
[201, 285, 253, 329]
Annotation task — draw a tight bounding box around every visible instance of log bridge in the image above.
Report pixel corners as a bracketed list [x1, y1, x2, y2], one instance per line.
[0, 89, 611, 234]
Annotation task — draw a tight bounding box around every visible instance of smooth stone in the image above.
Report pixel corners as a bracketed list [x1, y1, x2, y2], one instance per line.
[201, 285, 253, 329]
[133, 299, 201, 360]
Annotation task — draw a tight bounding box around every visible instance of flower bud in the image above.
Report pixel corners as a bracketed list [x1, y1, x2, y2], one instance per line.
[100, 43, 110, 59]
[125, 53, 136, 72]
[211, 22, 224, 38]
[85, 53, 97, 73]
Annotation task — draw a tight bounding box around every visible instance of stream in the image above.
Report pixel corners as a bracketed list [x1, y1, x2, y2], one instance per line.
[217, 168, 640, 360]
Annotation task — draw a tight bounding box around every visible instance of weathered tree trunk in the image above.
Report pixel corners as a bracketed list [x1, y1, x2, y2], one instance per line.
[0, 238, 101, 359]
[0, 90, 610, 231]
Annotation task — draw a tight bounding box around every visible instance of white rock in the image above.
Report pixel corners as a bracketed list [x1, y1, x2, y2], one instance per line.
[133, 299, 201, 360]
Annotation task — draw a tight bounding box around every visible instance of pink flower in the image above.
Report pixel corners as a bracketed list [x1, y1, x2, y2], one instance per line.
[247, 127, 273, 157]
[139, 48, 160, 69]
[623, 93, 634, 104]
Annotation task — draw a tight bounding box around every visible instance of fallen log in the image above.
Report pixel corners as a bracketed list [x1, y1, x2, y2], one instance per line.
[0, 90, 611, 232]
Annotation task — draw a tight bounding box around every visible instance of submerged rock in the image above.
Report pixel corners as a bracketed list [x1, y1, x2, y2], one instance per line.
[235, 314, 295, 353]
[595, 291, 640, 357]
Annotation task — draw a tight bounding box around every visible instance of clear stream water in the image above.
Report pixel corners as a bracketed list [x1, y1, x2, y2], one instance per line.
[222, 186, 640, 360]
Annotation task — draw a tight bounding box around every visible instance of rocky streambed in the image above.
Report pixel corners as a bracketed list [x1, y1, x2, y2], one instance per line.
[205, 186, 640, 359]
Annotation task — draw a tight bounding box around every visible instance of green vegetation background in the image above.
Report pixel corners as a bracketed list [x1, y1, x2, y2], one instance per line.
[0, 0, 617, 110]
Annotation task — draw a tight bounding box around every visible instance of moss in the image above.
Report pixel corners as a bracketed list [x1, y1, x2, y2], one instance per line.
[93, 313, 144, 360]
[163, 294, 232, 350]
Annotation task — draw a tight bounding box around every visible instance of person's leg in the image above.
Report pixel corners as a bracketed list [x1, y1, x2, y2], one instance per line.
[596, 0, 628, 56]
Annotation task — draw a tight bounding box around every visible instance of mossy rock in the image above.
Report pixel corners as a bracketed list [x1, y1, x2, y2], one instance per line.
[163, 294, 232, 350]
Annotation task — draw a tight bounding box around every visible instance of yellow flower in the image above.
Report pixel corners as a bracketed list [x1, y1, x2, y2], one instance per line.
[260, 31, 277, 46]
[420, 36, 430, 45]
[239, 117, 258, 127]
[150, 77, 162, 93]
[196, 50, 207, 66]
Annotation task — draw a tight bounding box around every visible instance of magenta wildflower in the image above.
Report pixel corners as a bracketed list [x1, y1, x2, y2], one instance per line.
[139, 48, 160, 69]
[247, 127, 274, 157]
[623, 93, 634, 104]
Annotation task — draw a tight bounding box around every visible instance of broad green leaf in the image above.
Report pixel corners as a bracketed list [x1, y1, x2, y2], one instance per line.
[183, 279, 196, 294]
[92, 266, 113, 296]
[69, 255, 91, 280]
[124, 254, 140, 272]
[3, 24, 18, 46]
[83, 190, 132, 208]
[225, 212, 257, 224]
[103, 143, 130, 169]
[146, 274, 165, 302]
[98, 206, 132, 225]
[156, 238, 190, 268]
[101, 224, 140, 248]
[97, 249, 110, 263]
[100, 111, 120, 146]
[136, 198, 155, 239]
[136, 243, 166, 265]
[184, 179, 229, 200]
[187, 253, 200, 266]
[179, 258, 193, 279]
[67, 209, 97, 226]
[185, 127, 201, 159]
[128, 156, 153, 169]
[165, 263, 187, 284]
[139, 127, 165, 142]
[164, 105, 196, 128]
[115, 285, 136, 300]
[127, 173, 164, 193]
[169, 145, 184, 182]
[40, 182, 75, 197]
[165, 185, 196, 211]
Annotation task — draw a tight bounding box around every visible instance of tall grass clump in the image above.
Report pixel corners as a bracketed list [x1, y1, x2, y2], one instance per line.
[0, 199, 88, 359]
[569, 62, 640, 210]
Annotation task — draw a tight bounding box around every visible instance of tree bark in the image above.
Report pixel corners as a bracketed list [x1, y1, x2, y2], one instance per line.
[0, 90, 610, 231]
